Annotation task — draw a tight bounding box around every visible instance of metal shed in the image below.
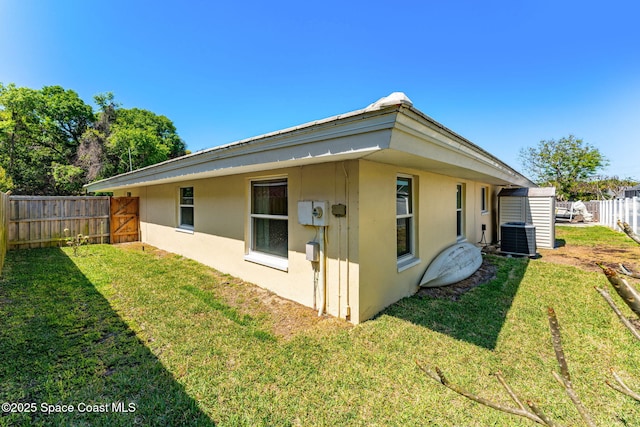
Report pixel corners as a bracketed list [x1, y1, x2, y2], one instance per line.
[498, 187, 556, 249]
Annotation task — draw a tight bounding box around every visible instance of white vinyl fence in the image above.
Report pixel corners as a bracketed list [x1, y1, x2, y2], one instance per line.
[599, 197, 639, 235]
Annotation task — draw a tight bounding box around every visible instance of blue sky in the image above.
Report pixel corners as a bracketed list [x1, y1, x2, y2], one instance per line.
[1, 0, 639, 179]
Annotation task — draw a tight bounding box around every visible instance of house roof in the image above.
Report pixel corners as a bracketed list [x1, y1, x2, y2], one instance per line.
[498, 187, 556, 198]
[84, 93, 535, 192]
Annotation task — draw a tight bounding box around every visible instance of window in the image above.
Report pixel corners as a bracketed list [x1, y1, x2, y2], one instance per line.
[396, 176, 414, 259]
[481, 186, 489, 213]
[247, 178, 288, 269]
[456, 184, 465, 239]
[179, 187, 194, 229]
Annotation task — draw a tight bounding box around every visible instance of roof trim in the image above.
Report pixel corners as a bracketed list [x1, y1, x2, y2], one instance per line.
[498, 187, 556, 197]
[85, 93, 534, 192]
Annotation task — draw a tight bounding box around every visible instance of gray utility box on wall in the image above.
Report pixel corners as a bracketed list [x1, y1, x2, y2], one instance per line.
[500, 222, 537, 257]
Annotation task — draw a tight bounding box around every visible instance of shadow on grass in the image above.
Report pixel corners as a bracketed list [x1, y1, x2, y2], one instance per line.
[0, 248, 215, 426]
[382, 256, 529, 350]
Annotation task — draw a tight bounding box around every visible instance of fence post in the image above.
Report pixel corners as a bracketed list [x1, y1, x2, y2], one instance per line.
[624, 197, 629, 226]
[619, 199, 624, 230]
[634, 197, 638, 235]
[599, 200, 603, 225]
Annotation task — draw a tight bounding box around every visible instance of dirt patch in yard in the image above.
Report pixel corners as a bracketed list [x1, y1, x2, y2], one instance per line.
[212, 278, 351, 340]
[537, 243, 640, 274]
[114, 242, 173, 259]
[114, 242, 352, 339]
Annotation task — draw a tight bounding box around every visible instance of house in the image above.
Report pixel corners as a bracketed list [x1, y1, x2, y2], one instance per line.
[624, 185, 640, 198]
[85, 93, 535, 324]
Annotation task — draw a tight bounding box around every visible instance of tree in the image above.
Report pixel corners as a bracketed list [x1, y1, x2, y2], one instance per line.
[0, 84, 43, 191]
[572, 176, 638, 201]
[77, 95, 186, 181]
[0, 165, 14, 192]
[1, 84, 187, 194]
[104, 107, 186, 176]
[519, 135, 608, 200]
[0, 83, 94, 194]
[76, 92, 119, 182]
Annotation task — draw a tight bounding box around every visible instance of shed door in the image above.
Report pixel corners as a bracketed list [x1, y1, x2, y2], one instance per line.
[529, 197, 555, 249]
[110, 197, 139, 244]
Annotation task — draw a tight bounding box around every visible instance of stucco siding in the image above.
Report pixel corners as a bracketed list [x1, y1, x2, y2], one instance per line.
[465, 182, 498, 245]
[115, 162, 360, 322]
[116, 158, 498, 324]
[356, 160, 495, 322]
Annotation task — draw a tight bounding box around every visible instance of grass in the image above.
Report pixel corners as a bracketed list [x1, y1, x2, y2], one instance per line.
[1, 228, 640, 426]
[555, 224, 640, 248]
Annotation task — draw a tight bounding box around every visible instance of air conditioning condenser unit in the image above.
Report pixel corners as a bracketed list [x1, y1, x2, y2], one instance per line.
[501, 222, 536, 257]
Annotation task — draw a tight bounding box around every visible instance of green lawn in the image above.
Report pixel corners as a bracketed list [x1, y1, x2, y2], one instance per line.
[1, 226, 639, 426]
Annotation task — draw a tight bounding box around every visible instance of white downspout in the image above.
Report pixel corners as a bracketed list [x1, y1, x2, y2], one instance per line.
[342, 163, 351, 320]
[318, 225, 326, 316]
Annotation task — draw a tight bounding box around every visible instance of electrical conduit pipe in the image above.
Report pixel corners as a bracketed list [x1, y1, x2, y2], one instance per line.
[318, 225, 326, 316]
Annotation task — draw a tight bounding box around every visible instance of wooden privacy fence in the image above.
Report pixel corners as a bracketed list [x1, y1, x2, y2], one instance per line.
[556, 201, 601, 222]
[0, 192, 8, 270]
[8, 196, 110, 249]
[7, 196, 139, 249]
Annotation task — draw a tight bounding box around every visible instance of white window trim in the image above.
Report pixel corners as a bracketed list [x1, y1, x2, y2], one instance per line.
[398, 255, 421, 272]
[175, 227, 194, 235]
[397, 174, 420, 271]
[481, 186, 490, 215]
[178, 186, 194, 231]
[457, 183, 466, 241]
[245, 177, 289, 271]
[244, 251, 288, 271]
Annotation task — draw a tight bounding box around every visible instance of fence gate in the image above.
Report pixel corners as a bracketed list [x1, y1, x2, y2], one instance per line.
[110, 197, 139, 244]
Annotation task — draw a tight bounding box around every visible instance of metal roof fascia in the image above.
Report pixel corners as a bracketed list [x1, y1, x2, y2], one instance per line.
[394, 106, 536, 187]
[85, 106, 401, 192]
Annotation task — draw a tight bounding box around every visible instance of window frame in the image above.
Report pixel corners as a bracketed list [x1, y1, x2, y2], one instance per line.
[396, 174, 420, 271]
[244, 177, 289, 271]
[480, 186, 489, 214]
[456, 183, 465, 241]
[178, 186, 194, 232]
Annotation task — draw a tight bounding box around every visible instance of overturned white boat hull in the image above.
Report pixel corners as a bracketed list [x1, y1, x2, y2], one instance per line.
[420, 242, 482, 288]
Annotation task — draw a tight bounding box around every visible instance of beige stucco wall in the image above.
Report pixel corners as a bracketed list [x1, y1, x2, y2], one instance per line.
[115, 161, 360, 322]
[356, 160, 496, 322]
[115, 159, 497, 324]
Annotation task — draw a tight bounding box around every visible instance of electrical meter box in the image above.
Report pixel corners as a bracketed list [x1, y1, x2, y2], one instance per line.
[297, 201, 329, 226]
